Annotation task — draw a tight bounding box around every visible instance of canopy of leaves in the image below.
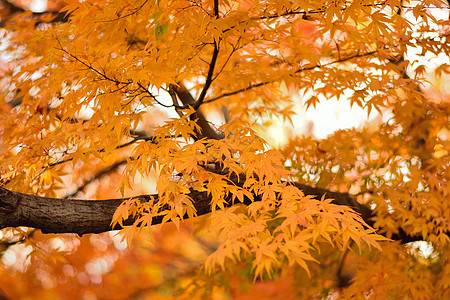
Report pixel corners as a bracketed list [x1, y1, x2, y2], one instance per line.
[0, 0, 449, 298]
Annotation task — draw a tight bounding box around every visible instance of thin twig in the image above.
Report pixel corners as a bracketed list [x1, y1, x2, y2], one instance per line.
[49, 135, 150, 167]
[64, 159, 128, 199]
[193, 0, 220, 110]
[137, 82, 185, 109]
[96, 0, 149, 23]
[212, 36, 242, 81]
[56, 41, 131, 86]
[204, 49, 380, 103]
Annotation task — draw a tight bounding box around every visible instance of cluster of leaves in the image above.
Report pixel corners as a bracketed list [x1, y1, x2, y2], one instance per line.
[0, 0, 449, 298]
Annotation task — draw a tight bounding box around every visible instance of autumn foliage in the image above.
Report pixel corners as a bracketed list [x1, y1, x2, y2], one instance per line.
[0, 0, 449, 298]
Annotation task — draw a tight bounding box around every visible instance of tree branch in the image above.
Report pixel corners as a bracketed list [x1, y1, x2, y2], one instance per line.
[174, 83, 223, 140]
[193, 0, 220, 110]
[63, 159, 128, 199]
[0, 177, 428, 243]
[204, 49, 381, 104]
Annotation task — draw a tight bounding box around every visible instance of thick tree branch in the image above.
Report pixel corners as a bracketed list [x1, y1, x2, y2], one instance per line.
[0, 178, 426, 243]
[0, 186, 125, 234]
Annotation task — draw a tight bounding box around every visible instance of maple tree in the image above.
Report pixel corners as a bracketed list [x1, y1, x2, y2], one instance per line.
[0, 0, 449, 298]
